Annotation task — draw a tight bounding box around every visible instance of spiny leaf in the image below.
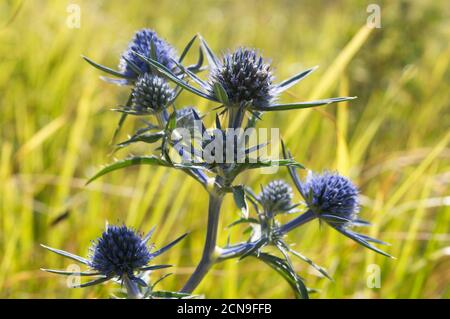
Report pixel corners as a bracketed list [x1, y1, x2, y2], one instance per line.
[151, 273, 173, 291]
[82, 56, 131, 79]
[199, 35, 221, 69]
[334, 227, 393, 258]
[139, 264, 172, 271]
[116, 131, 165, 148]
[122, 56, 143, 76]
[353, 219, 371, 227]
[143, 226, 156, 244]
[179, 35, 197, 63]
[282, 140, 308, 199]
[186, 47, 204, 72]
[235, 158, 304, 173]
[245, 142, 268, 155]
[166, 111, 177, 131]
[357, 233, 390, 246]
[215, 113, 222, 130]
[133, 276, 148, 287]
[232, 185, 249, 218]
[86, 156, 172, 185]
[40, 268, 101, 277]
[255, 252, 309, 299]
[227, 217, 259, 228]
[40, 244, 89, 265]
[282, 245, 333, 281]
[171, 58, 209, 89]
[111, 96, 131, 145]
[132, 51, 218, 102]
[275, 66, 318, 93]
[150, 233, 188, 258]
[71, 276, 111, 288]
[256, 96, 357, 111]
[213, 82, 230, 105]
[321, 214, 354, 225]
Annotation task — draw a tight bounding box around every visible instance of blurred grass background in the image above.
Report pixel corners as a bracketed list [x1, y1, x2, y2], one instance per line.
[0, 0, 449, 298]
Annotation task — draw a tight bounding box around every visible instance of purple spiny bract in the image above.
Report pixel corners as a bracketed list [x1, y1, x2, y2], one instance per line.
[301, 172, 359, 226]
[209, 48, 275, 107]
[119, 28, 178, 78]
[89, 225, 151, 279]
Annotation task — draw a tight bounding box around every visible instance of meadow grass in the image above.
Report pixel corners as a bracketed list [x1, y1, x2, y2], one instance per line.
[0, 0, 449, 298]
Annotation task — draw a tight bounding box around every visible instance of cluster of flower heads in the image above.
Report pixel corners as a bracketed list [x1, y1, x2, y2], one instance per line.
[224, 170, 390, 290]
[122, 30, 356, 123]
[83, 27, 387, 257]
[108, 29, 180, 117]
[42, 28, 390, 299]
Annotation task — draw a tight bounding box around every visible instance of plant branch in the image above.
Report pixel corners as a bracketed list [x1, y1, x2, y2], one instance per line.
[181, 185, 224, 293]
[123, 275, 141, 299]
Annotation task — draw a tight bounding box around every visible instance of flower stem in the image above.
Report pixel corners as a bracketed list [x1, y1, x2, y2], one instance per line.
[217, 242, 255, 261]
[123, 275, 141, 299]
[181, 188, 224, 293]
[277, 209, 315, 235]
[227, 106, 245, 129]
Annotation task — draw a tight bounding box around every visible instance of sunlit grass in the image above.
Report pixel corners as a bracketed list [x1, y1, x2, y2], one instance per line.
[0, 0, 449, 298]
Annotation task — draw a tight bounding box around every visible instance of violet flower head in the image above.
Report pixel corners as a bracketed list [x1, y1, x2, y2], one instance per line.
[208, 47, 275, 108]
[119, 28, 178, 79]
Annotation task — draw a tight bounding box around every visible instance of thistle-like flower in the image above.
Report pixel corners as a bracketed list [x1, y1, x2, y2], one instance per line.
[258, 180, 294, 216]
[300, 172, 359, 226]
[41, 225, 187, 288]
[280, 164, 391, 257]
[89, 225, 153, 281]
[130, 73, 174, 114]
[119, 28, 178, 79]
[208, 48, 275, 108]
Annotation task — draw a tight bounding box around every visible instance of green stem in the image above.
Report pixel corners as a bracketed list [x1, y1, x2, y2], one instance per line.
[181, 188, 224, 293]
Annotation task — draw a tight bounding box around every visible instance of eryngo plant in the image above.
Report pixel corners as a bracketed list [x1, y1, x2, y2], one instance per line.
[42, 28, 391, 299]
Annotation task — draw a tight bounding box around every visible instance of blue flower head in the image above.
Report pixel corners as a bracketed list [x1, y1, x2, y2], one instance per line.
[281, 166, 391, 257]
[258, 180, 294, 216]
[119, 29, 178, 78]
[131, 73, 174, 113]
[300, 172, 359, 226]
[41, 225, 187, 288]
[208, 48, 275, 108]
[89, 225, 152, 279]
